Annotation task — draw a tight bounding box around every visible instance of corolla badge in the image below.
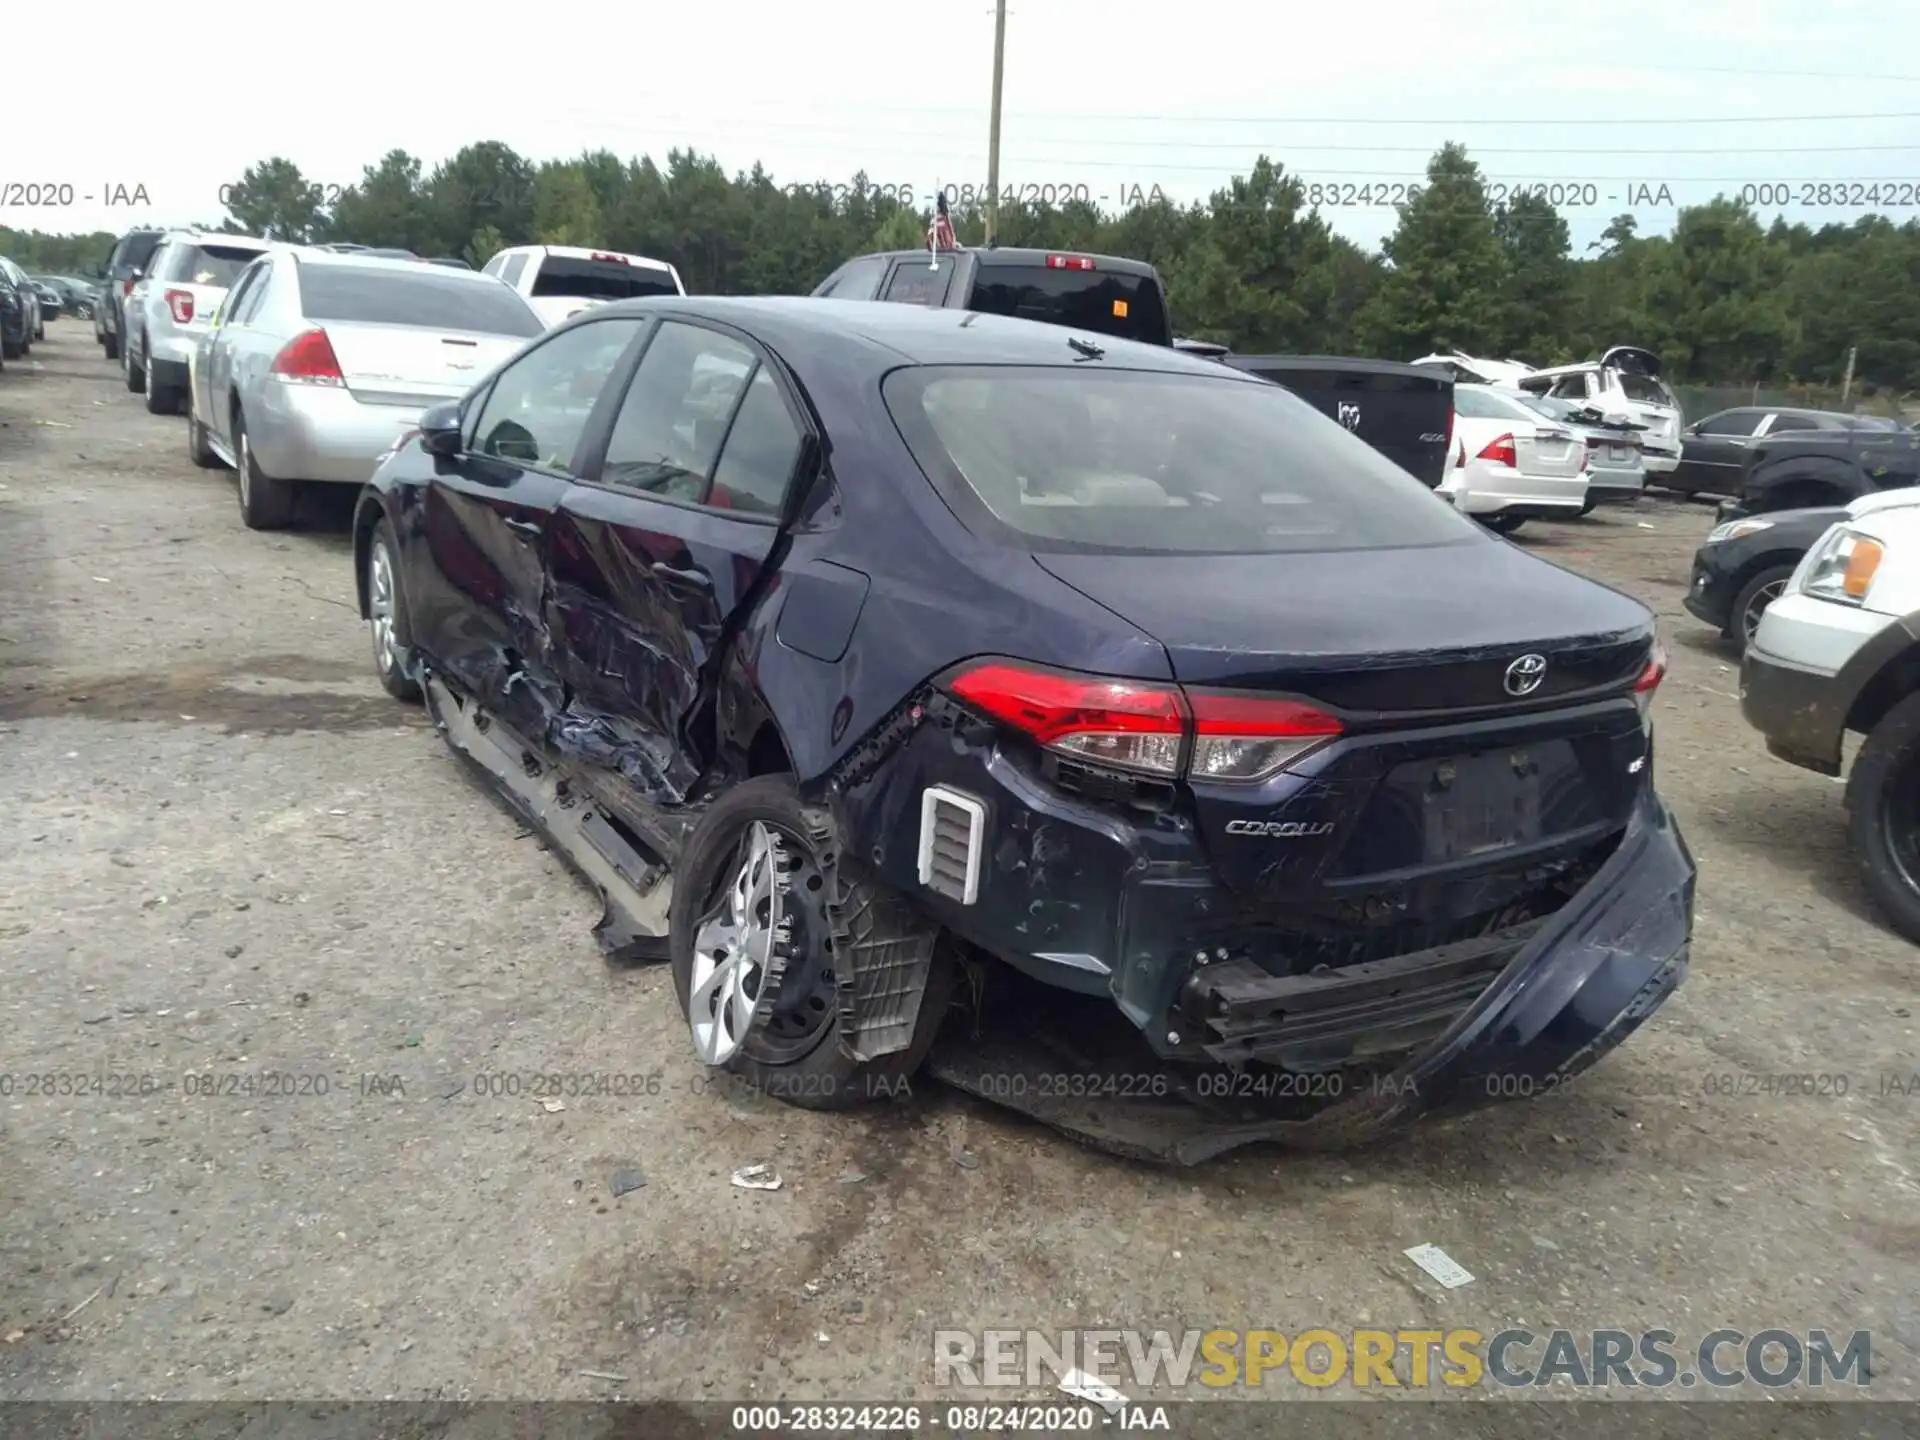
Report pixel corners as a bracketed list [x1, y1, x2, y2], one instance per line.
[1337, 402, 1361, 431]
[1224, 819, 1335, 838]
[1504, 652, 1548, 697]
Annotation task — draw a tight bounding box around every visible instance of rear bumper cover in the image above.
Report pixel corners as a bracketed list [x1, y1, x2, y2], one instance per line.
[838, 715, 1695, 1157]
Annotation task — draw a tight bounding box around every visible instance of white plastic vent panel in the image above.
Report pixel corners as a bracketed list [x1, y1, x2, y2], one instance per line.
[918, 786, 986, 906]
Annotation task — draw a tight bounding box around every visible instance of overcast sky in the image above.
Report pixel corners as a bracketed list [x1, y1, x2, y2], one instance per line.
[9, 0, 1918, 252]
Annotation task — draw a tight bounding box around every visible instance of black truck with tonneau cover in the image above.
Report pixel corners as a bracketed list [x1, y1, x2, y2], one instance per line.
[813, 250, 1455, 488]
[1716, 416, 1920, 521]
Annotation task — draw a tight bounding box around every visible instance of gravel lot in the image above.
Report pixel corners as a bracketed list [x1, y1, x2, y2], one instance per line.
[1, 326, 1915, 1407]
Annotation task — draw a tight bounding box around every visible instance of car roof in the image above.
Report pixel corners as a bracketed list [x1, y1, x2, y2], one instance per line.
[292, 250, 499, 280]
[850, 247, 1161, 277]
[573, 295, 1234, 373]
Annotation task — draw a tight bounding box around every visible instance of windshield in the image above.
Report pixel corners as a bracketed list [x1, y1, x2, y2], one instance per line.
[885, 365, 1482, 556]
[297, 265, 544, 337]
[965, 265, 1171, 345]
[530, 256, 680, 302]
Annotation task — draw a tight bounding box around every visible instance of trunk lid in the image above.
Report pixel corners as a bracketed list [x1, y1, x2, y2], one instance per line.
[1515, 422, 1583, 477]
[1034, 542, 1655, 911]
[320, 322, 523, 407]
[1226, 356, 1454, 487]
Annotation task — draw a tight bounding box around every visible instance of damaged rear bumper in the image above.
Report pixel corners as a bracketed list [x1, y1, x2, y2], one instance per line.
[923, 787, 1693, 1161]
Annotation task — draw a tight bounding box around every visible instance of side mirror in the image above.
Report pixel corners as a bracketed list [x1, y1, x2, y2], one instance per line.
[420, 401, 463, 457]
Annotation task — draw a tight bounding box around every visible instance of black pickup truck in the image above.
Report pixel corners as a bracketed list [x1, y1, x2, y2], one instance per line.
[811, 250, 1456, 488]
[1713, 411, 1920, 521]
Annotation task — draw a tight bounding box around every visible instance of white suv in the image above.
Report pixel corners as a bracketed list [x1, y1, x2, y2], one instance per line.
[1741, 488, 1920, 942]
[1516, 347, 1684, 478]
[124, 231, 275, 415]
[480, 244, 684, 328]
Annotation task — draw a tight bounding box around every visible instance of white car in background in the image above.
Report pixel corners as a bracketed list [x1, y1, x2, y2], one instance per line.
[1515, 346, 1684, 479]
[1412, 351, 1537, 387]
[1439, 383, 1590, 534]
[480, 244, 684, 328]
[124, 231, 276, 415]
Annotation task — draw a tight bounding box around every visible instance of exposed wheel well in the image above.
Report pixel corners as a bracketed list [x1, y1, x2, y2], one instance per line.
[747, 720, 794, 777]
[1763, 478, 1851, 512]
[1847, 641, 1920, 738]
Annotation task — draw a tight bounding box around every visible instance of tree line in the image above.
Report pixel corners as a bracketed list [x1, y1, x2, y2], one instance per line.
[5, 141, 1917, 397]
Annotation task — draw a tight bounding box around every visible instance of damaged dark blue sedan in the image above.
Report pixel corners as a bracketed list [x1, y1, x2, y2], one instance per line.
[351, 296, 1695, 1162]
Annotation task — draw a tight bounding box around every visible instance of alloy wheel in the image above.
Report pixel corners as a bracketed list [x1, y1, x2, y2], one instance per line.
[1740, 579, 1788, 647]
[687, 821, 837, 1066]
[368, 540, 398, 675]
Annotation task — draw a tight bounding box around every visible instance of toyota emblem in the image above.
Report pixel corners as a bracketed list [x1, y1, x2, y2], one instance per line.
[1504, 653, 1548, 696]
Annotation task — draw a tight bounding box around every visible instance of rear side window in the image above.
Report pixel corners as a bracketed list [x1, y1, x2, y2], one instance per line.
[966, 265, 1170, 345]
[157, 243, 265, 287]
[709, 369, 804, 517]
[115, 232, 163, 271]
[1767, 414, 1818, 434]
[296, 265, 544, 337]
[530, 256, 679, 302]
[886, 365, 1483, 556]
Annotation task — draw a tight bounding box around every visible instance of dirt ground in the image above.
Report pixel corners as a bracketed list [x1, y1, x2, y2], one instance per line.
[0, 326, 1915, 1408]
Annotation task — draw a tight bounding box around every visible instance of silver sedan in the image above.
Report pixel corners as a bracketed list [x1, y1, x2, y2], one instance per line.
[186, 251, 545, 529]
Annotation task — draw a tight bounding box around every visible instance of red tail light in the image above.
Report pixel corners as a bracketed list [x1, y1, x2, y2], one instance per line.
[270, 327, 344, 386]
[1045, 254, 1097, 271]
[940, 661, 1343, 783]
[1476, 433, 1518, 468]
[165, 289, 194, 324]
[1634, 638, 1667, 717]
[121, 278, 135, 297]
[1444, 404, 1455, 453]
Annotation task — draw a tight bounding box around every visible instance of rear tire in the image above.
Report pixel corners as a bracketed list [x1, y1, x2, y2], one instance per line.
[1845, 690, 1920, 946]
[143, 351, 178, 414]
[669, 774, 953, 1111]
[186, 411, 221, 469]
[1728, 564, 1796, 656]
[234, 414, 297, 531]
[1483, 513, 1527, 535]
[124, 338, 145, 393]
[103, 330, 120, 361]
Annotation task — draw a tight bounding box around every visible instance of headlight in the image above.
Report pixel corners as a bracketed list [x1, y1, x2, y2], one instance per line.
[1706, 517, 1773, 545]
[1799, 527, 1884, 605]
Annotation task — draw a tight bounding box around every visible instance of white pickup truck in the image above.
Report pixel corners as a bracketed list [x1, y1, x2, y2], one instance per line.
[479, 245, 685, 328]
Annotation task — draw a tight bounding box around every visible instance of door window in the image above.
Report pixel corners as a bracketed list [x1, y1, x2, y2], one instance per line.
[217, 260, 267, 327]
[1765, 413, 1818, 434]
[1696, 410, 1762, 437]
[598, 322, 759, 502]
[708, 368, 805, 517]
[1546, 373, 1592, 401]
[882, 261, 951, 305]
[821, 255, 887, 300]
[466, 318, 647, 472]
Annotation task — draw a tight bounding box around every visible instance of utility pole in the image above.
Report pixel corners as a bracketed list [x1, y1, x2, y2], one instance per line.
[1841, 345, 1857, 408]
[985, 0, 1007, 246]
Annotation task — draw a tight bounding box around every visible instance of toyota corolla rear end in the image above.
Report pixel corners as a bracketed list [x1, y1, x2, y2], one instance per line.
[856, 360, 1694, 1145]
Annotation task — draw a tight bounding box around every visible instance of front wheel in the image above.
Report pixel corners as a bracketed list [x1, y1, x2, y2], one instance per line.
[366, 519, 421, 702]
[669, 775, 953, 1110]
[1846, 690, 1920, 945]
[1729, 564, 1796, 656]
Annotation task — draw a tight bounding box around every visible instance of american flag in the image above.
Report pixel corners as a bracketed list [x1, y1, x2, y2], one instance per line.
[928, 191, 958, 265]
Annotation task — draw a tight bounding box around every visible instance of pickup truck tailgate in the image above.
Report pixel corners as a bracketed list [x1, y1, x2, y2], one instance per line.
[1227, 355, 1455, 488]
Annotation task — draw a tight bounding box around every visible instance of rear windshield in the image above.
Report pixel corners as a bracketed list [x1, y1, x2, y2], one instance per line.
[296, 265, 544, 337]
[965, 265, 1170, 345]
[530, 257, 680, 302]
[885, 365, 1482, 556]
[1616, 372, 1674, 405]
[158, 243, 265, 287]
[1454, 387, 1539, 422]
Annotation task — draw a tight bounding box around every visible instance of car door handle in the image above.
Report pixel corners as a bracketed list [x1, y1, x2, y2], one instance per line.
[503, 518, 542, 537]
